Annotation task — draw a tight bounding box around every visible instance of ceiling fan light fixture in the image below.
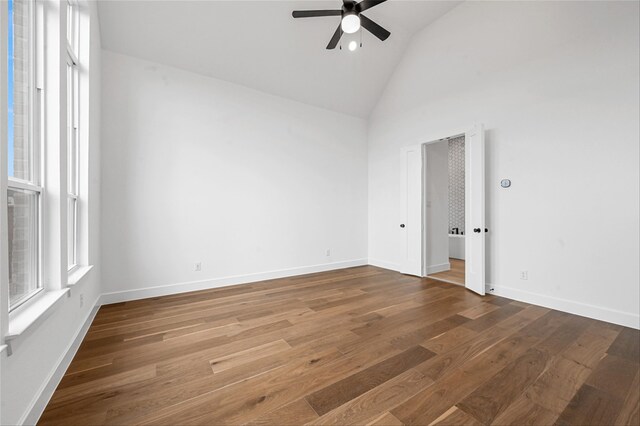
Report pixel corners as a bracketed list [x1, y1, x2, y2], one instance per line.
[348, 40, 358, 51]
[341, 13, 360, 34]
[291, 0, 390, 49]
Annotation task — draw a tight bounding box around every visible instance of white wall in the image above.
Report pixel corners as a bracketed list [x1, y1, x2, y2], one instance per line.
[1, 1, 638, 424]
[100, 51, 368, 299]
[368, 1, 639, 328]
[0, 1, 102, 424]
[424, 141, 449, 273]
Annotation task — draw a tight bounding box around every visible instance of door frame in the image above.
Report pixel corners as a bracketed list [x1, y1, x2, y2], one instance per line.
[420, 132, 465, 278]
[402, 124, 485, 293]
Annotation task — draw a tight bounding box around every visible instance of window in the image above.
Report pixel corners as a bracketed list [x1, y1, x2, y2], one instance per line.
[6, 0, 42, 310]
[66, 0, 79, 271]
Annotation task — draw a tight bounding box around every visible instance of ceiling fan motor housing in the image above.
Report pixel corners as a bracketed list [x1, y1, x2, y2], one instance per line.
[342, 1, 357, 16]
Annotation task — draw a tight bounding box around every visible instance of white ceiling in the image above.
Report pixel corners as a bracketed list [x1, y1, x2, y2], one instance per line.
[97, 1, 461, 118]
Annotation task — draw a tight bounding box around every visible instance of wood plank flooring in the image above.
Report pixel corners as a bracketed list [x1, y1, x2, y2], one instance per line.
[429, 258, 465, 286]
[39, 266, 639, 425]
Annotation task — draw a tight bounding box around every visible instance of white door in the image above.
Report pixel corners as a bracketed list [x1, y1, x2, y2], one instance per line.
[465, 124, 486, 295]
[400, 145, 423, 276]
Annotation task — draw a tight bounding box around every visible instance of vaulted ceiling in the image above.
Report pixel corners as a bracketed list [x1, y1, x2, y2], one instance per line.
[97, 1, 461, 118]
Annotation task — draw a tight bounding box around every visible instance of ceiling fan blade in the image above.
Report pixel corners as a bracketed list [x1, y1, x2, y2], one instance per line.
[360, 14, 390, 41]
[292, 10, 341, 18]
[326, 24, 344, 50]
[356, 0, 387, 13]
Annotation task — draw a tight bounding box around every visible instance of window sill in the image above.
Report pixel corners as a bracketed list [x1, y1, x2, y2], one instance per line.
[6, 289, 70, 342]
[68, 265, 94, 286]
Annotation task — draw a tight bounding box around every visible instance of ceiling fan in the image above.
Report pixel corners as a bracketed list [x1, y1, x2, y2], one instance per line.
[292, 0, 390, 50]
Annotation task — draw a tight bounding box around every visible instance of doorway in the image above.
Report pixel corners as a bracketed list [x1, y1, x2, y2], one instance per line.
[425, 136, 466, 286]
[399, 124, 485, 295]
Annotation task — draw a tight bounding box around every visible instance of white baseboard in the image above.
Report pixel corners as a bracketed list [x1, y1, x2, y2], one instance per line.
[367, 258, 401, 272]
[21, 300, 101, 426]
[426, 262, 451, 275]
[99, 258, 369, 305]
[489, 283, 640, 330]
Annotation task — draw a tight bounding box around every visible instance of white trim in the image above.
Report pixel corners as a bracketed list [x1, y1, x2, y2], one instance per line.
[0, 0, 9, 345]
[67, 264, 93, 286]
[20, 300, 100, 426]
[6, 288, 70, 340]
[99, 259, 368, 305]
[367, 258, 401, 272]
[6, 178, 43, 193]
[426, 262, 451, 275]
[491, 283, 639, 330]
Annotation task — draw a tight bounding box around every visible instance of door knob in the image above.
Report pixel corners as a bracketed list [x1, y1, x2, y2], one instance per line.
[400, 224, 406, 228]
[473, 228, 481, 233]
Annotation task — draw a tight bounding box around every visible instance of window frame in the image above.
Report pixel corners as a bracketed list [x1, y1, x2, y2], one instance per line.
[66, 59, 78, 272]
[6, 0, 44, 312]
[66, 0, 79, 273]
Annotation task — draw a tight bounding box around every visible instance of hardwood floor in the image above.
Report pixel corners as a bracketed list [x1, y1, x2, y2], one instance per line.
[39, 266, 639, 425]
[429, 258, 465, 286]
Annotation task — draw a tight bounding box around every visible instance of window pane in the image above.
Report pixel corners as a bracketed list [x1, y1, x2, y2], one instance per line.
[8, 188, 39, 308]
[68, 128, 77, 194]
[67, 63, 77, 194]
[8, 0, 33, 182]
[67, 196, 77, 269]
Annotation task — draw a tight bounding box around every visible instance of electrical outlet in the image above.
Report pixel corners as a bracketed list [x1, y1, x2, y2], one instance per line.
[520, 271, 528, 280]
[326, 249, 331, 257]
[195, 262, 202, 272]
[79, 294, 84, 308]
